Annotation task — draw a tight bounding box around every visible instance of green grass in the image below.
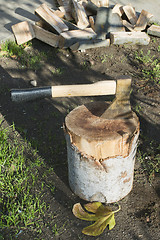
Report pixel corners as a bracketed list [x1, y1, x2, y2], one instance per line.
[100, 54, 114, 63]
[135, 49, 160, 85]
[0, 40, 46, 70]
[137, 135, 160, 182]
[0, 122, 48, 237]
[51, 67, 64, 75]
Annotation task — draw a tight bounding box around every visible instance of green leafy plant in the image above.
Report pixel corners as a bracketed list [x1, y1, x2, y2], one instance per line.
[1, 40, 25, 56]
[0, 40, 46, 70]
[135, 49, 160, 85]
[51, 67, 64, 75]
[100, 54, 113, 63]
[73, 202, 121, 236]
[137, 138, 160, 182]
[135, 50, 154, 65]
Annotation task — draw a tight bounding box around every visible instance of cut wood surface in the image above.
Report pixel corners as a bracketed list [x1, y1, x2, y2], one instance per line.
[110, 31, 150, 45]
[134, 10, 153, 31]
[123, 5, 138, 25]
[65, 101, 139, 159]
[89, 16, 95, 31]
[57, 0, 73, 20]
[65, 104, 140, 203]
[59, 28, 97, 48]
[32, 25, 59, 48]
[112, 3, 124, 17]
[90, 0, 101, 7]
[147, 25, 160, 37]
[71, 0, 89, 29]
[35, 3, 68, 34]
[53, 9, 65, 18]
[35, 19, 56, 33]
[99, 0, 109, 7]
[11, 21, 35, 45]
[61, 18, 80, 30]
[122, 20, 135, 32]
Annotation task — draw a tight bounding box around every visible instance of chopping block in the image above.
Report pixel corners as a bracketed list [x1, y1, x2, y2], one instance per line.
[11, 76, 140, 203]
[64, 76, 140, 203]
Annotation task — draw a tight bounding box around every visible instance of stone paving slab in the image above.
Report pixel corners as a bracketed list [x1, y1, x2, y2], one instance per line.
[0, 0, 55, 42]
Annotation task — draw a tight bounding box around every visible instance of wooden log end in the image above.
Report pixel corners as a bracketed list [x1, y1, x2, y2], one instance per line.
[11, 21, 35, 45]
[65, 102, 140, 160]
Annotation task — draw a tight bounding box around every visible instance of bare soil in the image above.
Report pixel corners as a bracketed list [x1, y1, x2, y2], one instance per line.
[0, 36, 159, 240]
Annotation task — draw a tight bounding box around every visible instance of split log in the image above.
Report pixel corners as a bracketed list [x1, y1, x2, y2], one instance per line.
[90, 0, 101, 7]
[35, 19, 56, 33]
[35, 3, 68, 34]
[57, 0, 73, 20]
[89, 16, 96, 31]
[59, 28, 96, 48]
[122, 20, 135, 32]
[53, 9, 65, 19]
[12, 21, 59, 47]
[99, 0, 109, 7]
[110, 31, 150, 45]
[147, 25, 160, 37]
[32, 25, 59, 48]
[95, 7, 125, 39]
[112, 3, 124, 18]
[70, 38, 110, 51]
[12, 21, 35, 45]
[64, 101, 140, 203]
[71, 0, 90, 29]
[123, 5, 138, 25]
[134, 10, 153, 31]
[82, 0, 98, 15]
[62, 19, 80, 30]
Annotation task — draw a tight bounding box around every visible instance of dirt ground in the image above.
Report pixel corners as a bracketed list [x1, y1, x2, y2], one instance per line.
[0, 36, 160, 240]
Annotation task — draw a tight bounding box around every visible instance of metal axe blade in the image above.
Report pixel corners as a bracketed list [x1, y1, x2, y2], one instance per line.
[101, 76, 132, 119]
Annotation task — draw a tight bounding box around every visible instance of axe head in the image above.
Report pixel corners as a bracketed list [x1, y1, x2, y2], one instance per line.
[101, 76, 132, 119]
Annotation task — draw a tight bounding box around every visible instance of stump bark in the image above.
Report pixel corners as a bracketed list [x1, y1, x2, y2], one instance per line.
[64, 101, 140, 203]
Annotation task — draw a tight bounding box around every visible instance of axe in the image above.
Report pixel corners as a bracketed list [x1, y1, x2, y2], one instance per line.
[10, 75, 132, 119]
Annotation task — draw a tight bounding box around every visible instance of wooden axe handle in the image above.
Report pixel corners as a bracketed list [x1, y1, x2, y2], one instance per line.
[11, 80, 116, 102]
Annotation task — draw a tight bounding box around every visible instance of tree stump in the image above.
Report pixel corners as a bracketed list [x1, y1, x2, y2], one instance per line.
[64, 101, 140, 203]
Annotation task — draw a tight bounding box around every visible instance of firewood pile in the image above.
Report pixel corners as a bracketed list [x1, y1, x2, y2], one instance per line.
[11, 0, 159, 51]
